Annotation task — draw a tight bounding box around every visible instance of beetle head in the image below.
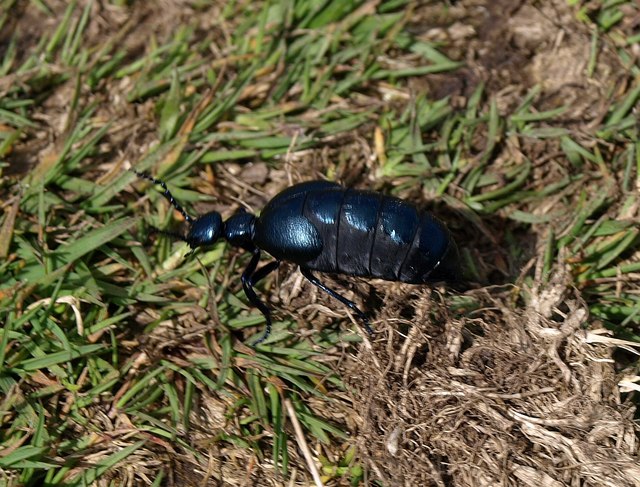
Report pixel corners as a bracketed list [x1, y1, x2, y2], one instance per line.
[185, 212, 224, 248]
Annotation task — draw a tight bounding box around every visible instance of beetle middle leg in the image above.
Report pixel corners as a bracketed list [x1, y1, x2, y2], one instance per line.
[299, 267, 374, 336]
[241, 249, 280, 345]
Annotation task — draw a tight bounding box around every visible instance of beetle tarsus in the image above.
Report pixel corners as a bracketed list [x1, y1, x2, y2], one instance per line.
[300, 267, 374, 337]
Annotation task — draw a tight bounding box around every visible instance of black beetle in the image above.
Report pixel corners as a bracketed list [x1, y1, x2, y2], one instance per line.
[134, 171, 460, 344]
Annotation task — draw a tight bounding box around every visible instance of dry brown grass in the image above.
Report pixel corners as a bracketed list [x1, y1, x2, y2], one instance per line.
[347, 266, 640, 486]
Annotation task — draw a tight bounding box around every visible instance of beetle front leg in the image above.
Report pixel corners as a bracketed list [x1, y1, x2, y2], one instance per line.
[299, 267, 374, 336]
[241, 250, 280, 345]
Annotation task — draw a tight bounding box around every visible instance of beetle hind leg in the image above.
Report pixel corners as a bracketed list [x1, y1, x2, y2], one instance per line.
[299, 267, 374, 336]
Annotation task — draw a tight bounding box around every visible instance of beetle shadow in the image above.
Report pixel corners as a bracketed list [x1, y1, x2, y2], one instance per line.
[424, 201, 538, 290]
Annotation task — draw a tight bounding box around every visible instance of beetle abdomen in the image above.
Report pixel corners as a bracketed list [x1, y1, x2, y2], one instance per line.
[255, 182, 459, 283]
[336, 190, 383, 276]
[369, 196, 420, 280]
[303, 188, 455, 283]
[397, 212, 454, 283]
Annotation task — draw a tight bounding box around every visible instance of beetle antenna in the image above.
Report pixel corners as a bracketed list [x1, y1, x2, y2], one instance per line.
[131, 169, 194, 224]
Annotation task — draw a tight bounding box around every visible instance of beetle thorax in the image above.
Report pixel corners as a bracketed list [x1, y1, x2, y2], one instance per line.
[224, 211, 256, 251]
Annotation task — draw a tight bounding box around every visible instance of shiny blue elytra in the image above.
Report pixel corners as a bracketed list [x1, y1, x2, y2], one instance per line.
[134, 171, 460, 345]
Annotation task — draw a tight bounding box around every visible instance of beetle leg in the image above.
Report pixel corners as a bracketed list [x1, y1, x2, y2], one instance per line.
[251, 260, 280, 286]
[299, 267, 374, 336]
[241, 250, 280, 345]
